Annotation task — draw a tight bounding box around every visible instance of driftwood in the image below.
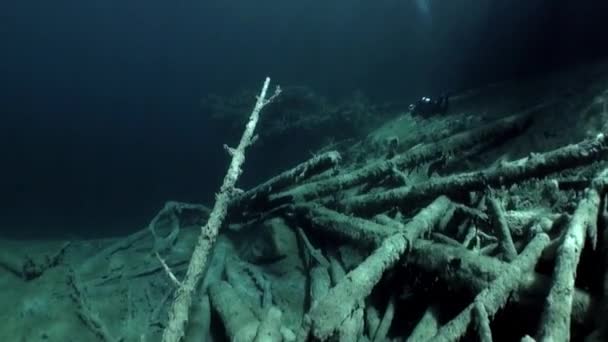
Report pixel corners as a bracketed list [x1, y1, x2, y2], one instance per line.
[294, 203, 395, 247]
[209, 281, 260, 341]
[309, 265, 330, 308]
[270, 113, 532, 204]
[472, 299, 493, 342]
[303, 196, 451, 340]
[537, 169, 608, 341]
[340, 133, 608, 215]
[372, 295, 396, 342]
[162, 77, 281, 342]
[230, 150, 341, 215]
[406, 239, 595, 327]
[428, 233, 550, 342]
[487, 192, 518, 261]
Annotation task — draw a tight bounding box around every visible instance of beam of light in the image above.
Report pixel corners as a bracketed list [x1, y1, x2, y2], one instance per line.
[414, 0, 432, 25]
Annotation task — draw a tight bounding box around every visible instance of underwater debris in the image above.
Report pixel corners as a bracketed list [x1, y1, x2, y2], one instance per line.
[5, 71, 608, 342]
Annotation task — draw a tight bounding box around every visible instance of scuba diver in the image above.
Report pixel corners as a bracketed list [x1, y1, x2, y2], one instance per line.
[409, 93, 449, 117]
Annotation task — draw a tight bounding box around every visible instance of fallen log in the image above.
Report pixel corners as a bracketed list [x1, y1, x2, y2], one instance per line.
[536, 169, 607, 341]
[303, 196, 451, 340]
[428, 233, 550, 342]
[230, 150, 341, 215]
[340, 133, 608, 216]
[406, 239, 595, 327]
[270, 113, 532, 205]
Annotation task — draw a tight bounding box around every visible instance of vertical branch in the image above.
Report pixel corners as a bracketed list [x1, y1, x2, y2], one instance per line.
[161, 77, 280, 342]
[537, 184, 602, 341]
[487, 191, 518, 261]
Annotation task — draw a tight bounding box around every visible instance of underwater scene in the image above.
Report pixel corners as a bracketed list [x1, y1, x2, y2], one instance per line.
[2, 1, 608, 341]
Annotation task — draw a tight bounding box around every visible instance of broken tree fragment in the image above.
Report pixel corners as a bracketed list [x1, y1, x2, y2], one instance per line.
[405, 238, 595, 327]
[473, 300, 493, 342]
[429, 233, 550, 342]
[209, 281, 260, 342]
[303, 196, 451, 340]
[372, 295, 396, 342]
[487, 192, 518, 261]
[341, 132, 608, 216]
[394, 112, 532, 171]
[536, 169, 607, 342]
[161, 77, 281, 342]
[309, 265, 331, 308]
[230, 150, 341, 215]
[589, 169, 608, 341]
[294, 203, 395, 247]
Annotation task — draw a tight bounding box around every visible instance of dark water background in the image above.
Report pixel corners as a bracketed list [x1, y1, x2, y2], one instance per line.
[1, 0, 607, 238]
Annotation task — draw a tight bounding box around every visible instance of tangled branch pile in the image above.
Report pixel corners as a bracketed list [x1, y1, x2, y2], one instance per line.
[8, 73, 608, 342]
[215, 106, 608, 341]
